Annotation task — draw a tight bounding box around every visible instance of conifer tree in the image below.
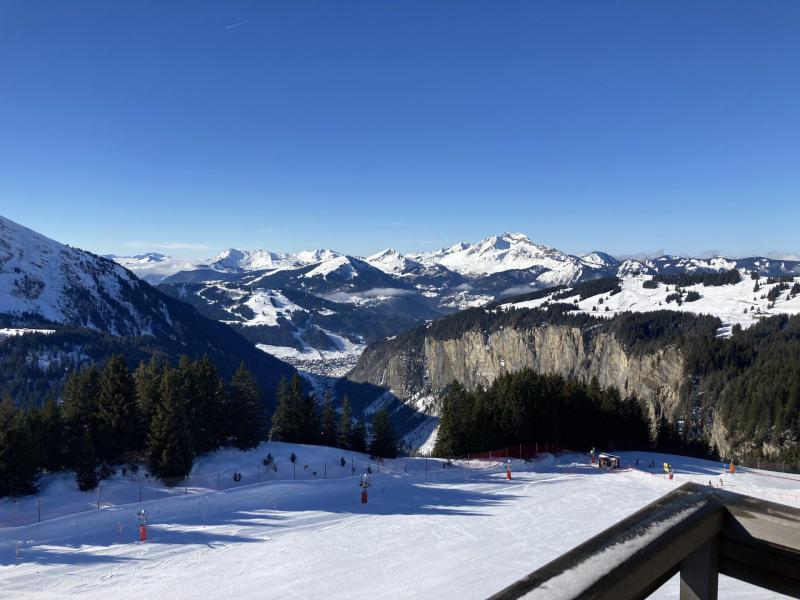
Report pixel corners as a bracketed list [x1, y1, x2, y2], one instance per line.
[31, 400, 64, 473]
[319, 392, 338, 447]
[338, 395, 353, 450]
[73, 428, 99, 491]
[62, 365, 101, 485]
[97, 355, 139, 462]
[185, 355, 225, 453]
[270, 374, 310, 444]
[147, 368, 194, 480]
[228, 362, 264, 449]
[369, 409, 397, 458]
[0, 395, 37, 496]
[270, 376, 296, 442]
[434, 382, 468, 457]
[350, 417, 367, 453]
[298, 388, 319, 445]
[134, 356, 162, 435]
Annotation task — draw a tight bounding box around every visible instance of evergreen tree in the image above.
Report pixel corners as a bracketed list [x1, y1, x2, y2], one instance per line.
[97, 355, 139, 462]
[228, 362, 264, 449]
[73, 428, 99, 491]
[147, 368, 194, 480]
[62, 366, 101, 486]
[434, 382, 470, 457]
[270, 376, 296, 442]
[270, 374, 313, 444]
[298, 389, 319, 445]
[184, 355, 225, 453]
[369, 409, 397, 458]
[0, 395, 38, 496]
[134, 356, 162, 436]
[337, 395, 353, 450]
[319, 392, 338, 447]
[31, 400, 64, 472]
[351, 418, 367, 453]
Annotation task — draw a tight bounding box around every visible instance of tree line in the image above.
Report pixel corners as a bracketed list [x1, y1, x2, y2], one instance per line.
[270, 377, 397, 460]
[0, 355, 263, 496]
[0, 355, 398, 498]
[433, 370, 651, 458]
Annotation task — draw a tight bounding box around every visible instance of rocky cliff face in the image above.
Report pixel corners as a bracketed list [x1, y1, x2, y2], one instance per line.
[348, 325, 687, 424]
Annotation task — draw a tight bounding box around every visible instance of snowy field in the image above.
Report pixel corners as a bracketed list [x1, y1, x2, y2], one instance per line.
[1, 444, 798, 599]
[503, 275, 800, 332]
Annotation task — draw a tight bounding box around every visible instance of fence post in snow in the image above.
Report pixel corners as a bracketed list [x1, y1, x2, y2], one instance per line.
[37, 496, 41, 523]
[324, 463, 327, 479]
[97, 481, 100, 509]
[217, 472, 220, 490]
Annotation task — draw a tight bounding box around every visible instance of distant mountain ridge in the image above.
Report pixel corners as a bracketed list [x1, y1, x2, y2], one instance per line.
[114, 232, 800, 286]
[110, 232, 800, 368]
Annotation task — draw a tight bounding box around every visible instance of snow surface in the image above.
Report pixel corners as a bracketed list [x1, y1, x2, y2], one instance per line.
[412, 232, 592, 280]
[239, 290, 305, 328]
[0, 328, 55, 339]
[365, 248, 420, 275]
[302, 256, 358, 280]
[0, 215, 164, 336]
[1, 444, 797, 599]
[111, 248, 343, 281]
[257, 330, 364, 363]
[503, 275, 800, 332]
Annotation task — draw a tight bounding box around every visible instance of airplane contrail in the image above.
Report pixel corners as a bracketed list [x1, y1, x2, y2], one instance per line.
[225, 22, 243, 30]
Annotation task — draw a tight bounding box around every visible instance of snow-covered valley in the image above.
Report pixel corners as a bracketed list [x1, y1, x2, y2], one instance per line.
[1, 442, 797, 599]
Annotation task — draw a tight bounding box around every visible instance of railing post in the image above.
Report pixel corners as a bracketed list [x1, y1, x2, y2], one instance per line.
[680, 536, 719, 600]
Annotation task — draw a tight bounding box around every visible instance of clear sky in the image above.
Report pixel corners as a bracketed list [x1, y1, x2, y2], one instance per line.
[1, 1, 799, 260]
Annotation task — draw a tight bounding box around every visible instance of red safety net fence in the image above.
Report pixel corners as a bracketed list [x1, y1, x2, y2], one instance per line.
[463, 443, 568, 461]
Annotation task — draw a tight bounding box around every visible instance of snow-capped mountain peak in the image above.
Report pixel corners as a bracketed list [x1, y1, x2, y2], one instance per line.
[365, 248, 421, 275]
[580, 251, 619, 268]
[209, 248, 294, 272]
[295, 249, 341, 264]
[416, 232, 573, 277]
[303, 255, 358, 280]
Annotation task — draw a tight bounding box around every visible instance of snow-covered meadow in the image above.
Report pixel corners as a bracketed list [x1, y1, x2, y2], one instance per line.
[503, 275, 800, 333]
[1, 443, 798, 599]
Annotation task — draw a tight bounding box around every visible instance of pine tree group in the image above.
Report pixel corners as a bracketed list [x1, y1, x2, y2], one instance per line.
[1, 355, 400, 497]
[0, 354, 266, 494]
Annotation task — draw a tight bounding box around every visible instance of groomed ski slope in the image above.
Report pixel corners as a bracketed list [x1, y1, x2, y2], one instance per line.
[1, 444, 798, 599]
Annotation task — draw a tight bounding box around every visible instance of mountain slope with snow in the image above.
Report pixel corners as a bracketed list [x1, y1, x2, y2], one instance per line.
[502, 274, 800, 332]
[1, 443, 795, 599]
[0, 215, 181, 337]
[0, 214, 296, 400]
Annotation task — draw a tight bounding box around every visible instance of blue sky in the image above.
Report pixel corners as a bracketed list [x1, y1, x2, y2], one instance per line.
[1, 1, 799, 259]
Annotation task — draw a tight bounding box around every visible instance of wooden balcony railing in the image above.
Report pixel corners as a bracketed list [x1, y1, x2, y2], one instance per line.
[489, 482, 800, 600]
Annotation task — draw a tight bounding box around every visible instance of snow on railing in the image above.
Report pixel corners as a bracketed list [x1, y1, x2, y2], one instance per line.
[489, 482, 800, 600]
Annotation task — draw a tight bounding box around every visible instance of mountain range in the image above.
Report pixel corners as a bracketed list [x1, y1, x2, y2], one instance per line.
[109, 232, 800, 372]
